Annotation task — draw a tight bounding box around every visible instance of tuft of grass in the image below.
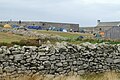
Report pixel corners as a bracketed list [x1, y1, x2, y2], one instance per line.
[2, 72, 120, 80]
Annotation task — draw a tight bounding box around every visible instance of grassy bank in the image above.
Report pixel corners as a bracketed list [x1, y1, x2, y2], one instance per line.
[0, 32, 35, 43]
[0, 31, 119, 46]
[35, 30, 93, 39]
[2, 72, 120, 80]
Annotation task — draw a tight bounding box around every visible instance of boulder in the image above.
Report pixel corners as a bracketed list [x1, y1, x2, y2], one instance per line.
[114, 59, 120, 63]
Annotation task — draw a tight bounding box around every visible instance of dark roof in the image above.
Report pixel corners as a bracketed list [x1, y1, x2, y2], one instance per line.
[97, 21, 120, 27]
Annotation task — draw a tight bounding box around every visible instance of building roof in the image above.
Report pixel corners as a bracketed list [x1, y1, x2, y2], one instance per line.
[97, 21, 120, 27]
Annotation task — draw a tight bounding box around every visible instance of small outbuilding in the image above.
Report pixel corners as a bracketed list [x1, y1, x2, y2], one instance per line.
[105, 26, 120, 39]
[4, 24, 12, 28]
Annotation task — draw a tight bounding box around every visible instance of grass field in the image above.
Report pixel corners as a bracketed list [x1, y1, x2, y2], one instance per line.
[0, 30, 119, 45]
[35, 30, 93, 39]
[0, 32, 33, 43]
[0, 30, 94, 44]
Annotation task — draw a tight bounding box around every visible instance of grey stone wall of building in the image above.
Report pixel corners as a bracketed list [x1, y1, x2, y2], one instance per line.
[0, 21, 79, 32]
[94, 26, 112, 33]
[105, 26, 120, 39]
[0, 42, 120, 78]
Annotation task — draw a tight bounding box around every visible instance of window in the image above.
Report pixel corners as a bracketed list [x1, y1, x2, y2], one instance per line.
[99, 28, 102, 31]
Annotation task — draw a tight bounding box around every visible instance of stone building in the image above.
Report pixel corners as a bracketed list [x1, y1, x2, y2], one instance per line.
[105, 26, 120, 40]
[95, 20, 120, 39]
[0, 21, 79, 32]
[95, 20, 120, 32]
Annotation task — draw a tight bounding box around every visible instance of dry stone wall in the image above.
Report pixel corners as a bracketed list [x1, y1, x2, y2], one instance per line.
[0, 42, 120, 77]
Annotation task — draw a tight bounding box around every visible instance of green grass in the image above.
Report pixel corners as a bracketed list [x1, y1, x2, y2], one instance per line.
[0, 30, 119, 45]
[0, 32, 33, 43]
[35, 30, 93, 39]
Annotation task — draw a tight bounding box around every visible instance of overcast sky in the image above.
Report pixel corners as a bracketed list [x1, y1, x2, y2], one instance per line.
[0, 0, 120, 26]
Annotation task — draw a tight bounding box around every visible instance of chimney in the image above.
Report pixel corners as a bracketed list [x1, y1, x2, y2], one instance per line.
[97, 20, 100, 24]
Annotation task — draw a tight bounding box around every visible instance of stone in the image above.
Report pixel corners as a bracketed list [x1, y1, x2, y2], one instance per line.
[62, 62, 68, 66]
[114, 59, 120, 63]
[78, 70, 85, 75]
[38, 52, 46, 56]
[12, 51, 20, 54]
[0, 54, 4, 61]
[56, 63, 63, 67]
[118, 45, 120, 51]
[60, 54, 65, 60]
[26, 58, 32, 62]
[43, 61, 51, 66]
[77, 61, 83, 65]
[40, 56, 49, 61]
[14, 54, 23, 60]
[4, 66, 15, 73]
[56, 68, 63, 72]
[0, 67, 3, 74]
[98, 65, 103, 68]
[9, 55, 14, 60]
[31, 54, 37, 59]
[73, 61, 77, 65]
[24, 52, 31, 57]
[0, 48, 2, 54]
[106, 58, 113, 63]
[83, 64, 89, 69]
[50, 55, 56, 60]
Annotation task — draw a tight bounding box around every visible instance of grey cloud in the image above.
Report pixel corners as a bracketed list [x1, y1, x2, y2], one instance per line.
[0, 0, 120, 26]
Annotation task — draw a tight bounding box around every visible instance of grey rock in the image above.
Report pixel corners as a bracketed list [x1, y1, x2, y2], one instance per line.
[62, 62, 68, 66]
[12, 51, 20, 54]
[43, 61, 51, 66]
[73, 61, 77, 65]
[4, 66, 15, 73]
[51, 64, 56, 70]
[40, 56, 49, 61]
[98, 65, 103, 68]
[0, 54, 4, 61]
[26, 59, 32, 63]
[60, 54, 65, 60]
[56, 68, 63, 72]
[38, 52, 46, 56]
[0, 67, 3, 74]
[77, 61, 83, 65]
[56, 63, 63, 67]
[0, 48, 2, 54]
[9, 55, 14, 59]
[106, 58, 113, 63]
[14, 54, 23, 60]
[78, 70, 85, 75]
[83, 64, 89, 69]
[24, 52, 31, 57]
[50, 55, 56, 60]
[31, 54, 37, 59]
[114, 59, 120, 63]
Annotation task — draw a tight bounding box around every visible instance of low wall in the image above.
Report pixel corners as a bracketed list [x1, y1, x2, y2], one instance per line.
[0, 42, 120, 77]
